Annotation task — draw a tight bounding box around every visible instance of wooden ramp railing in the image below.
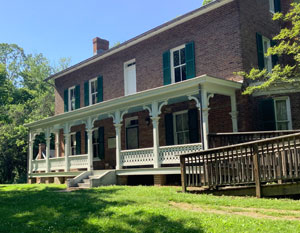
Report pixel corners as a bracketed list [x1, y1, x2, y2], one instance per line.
[180, 132, 300, 197]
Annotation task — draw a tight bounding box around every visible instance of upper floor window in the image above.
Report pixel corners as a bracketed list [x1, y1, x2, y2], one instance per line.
[89, 78, 98, 105]
[69, 86, 76, 111]
[269, 0, 281, 13]
[262, 36, 272, 73]
[171, 45, 186, 83]
[124, 59, 136, 96]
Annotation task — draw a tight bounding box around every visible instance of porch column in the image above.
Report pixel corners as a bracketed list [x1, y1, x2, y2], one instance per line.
[151, 116, 160, 168]
[87, 129, 93, 171]
[114, 123, 122, 170]
[201, 89, 210, 150]
[230, 93, 238, 132]
[45, 130, 51, 173]
[55, 131, 60, 157]
[64, 129, 71, 172]
[28, 132, 35, 174]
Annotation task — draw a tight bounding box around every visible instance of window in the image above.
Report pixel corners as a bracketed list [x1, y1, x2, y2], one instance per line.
[68, 86, 76, 111]
[125, 117, 139, 149]
[171, 45, 186, 83]
[173, 111, 190, 145]
[92, 130, 99, 158]
[124, 59, 136, 96]
[274, 97, 292, 130]
[70, 133, 77, 155]
[269, 0, 275, 13]
[262, 36, 272, 73]
[89, 78, 98, 105]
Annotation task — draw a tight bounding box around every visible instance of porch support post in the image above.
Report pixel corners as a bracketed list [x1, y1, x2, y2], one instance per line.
[114, 124, 122, 170]
[151, 116, 160, 168]
[86, 117, 94, 171]
[28, 132, 35, 174]
[229, 93, 238, 132]
[201, 89, 210, 150]
[45, 129, 51, 173]
[55, 131, 60, 157]
[64, 125, 71, 172]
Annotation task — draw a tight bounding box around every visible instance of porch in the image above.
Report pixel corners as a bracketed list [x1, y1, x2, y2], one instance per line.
[26, 75, 241, 179]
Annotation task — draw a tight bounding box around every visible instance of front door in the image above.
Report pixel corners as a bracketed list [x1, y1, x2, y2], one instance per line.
[124, 60, 136, 95]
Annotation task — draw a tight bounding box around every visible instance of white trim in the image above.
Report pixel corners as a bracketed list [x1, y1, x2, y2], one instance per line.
[170, 44, 186, 84]
[124, 59, 137, 96]
[262, 36, 272, 73]
[173, 110, 189, 145]
[48, 0, 234, 81]
[273, 96, 293, 130]
[89, 78, 98, 106]
[269, 0, 275, 14]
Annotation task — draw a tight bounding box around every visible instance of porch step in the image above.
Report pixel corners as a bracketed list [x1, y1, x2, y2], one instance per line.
[83, 179, 90, 184]
[78, 182, 90, 189]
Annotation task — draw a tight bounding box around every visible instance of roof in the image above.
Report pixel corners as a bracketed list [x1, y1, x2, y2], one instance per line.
[45, 0, 234, 81]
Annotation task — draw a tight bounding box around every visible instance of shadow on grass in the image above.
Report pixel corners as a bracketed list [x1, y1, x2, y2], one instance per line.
[0, 186, 204, 233]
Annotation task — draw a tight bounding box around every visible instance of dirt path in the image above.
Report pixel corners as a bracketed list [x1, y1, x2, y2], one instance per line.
[169, 201, 300, 221]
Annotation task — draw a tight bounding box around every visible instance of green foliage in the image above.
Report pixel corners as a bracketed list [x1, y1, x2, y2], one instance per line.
[202, 0, 213, 6]
[239, 3, 300, 95]
[1, 185, 300, 232]
[0, 43, 70, 183]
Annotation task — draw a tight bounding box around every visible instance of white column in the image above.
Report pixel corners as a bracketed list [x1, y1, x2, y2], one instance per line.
[28, 132, 35, 174]
[230, 94, 238, 132]
[87, 129, 93, 171]
[201, 90, 210, 150]
[55, 131, 60, 157]
[64, 132, 71, 172]
[151, 116, 160, 168]
[114, 123, 122, 170]
[45, 135, 51, 173]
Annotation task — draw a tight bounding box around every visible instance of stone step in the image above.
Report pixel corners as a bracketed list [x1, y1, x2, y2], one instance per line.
[78, 182, 90, 188]
[88, 176, 99, 179]
[83, 179, 90, 184]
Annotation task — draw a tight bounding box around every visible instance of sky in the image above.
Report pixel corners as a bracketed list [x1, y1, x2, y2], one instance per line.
[1, 0, 204, 66]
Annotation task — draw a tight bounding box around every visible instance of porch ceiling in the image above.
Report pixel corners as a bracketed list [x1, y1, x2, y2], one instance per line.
[26, 75, 241, 130]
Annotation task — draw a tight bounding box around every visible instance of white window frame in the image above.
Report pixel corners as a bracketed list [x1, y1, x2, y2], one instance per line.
[269, 0, 275, 13]
[124, 59, 136, 96]
[125, 116, 139, 149]
[262, 36, 272, 73]
[68, 86, 76, 112]
[173, 110, 190, 145]
[170, 44, 186, 84]
[274, 97, 293, 130]
[70, 132, 77, 155]
[89, 78, 98, 106]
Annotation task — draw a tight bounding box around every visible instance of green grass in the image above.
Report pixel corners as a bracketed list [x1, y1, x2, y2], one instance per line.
[1, 184, 300, 232]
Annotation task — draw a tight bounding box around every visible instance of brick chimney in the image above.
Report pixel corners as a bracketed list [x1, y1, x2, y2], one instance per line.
[93, 37, 109, 55]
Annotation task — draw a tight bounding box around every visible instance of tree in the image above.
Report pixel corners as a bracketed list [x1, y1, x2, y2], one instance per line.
[203, 0, 213, 5]
[239, 3, 300, 95]
[0, 44, 70, 183]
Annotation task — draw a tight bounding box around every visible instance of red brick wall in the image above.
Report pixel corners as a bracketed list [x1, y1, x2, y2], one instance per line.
[54, 1, 244, 115]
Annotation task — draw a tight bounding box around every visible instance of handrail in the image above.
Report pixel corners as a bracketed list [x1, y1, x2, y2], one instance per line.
[121, 147, 153, 153]
[208, 130, 300, 136]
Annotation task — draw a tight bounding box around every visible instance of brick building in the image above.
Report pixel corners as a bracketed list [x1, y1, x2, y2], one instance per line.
[26, 0, 299, 186]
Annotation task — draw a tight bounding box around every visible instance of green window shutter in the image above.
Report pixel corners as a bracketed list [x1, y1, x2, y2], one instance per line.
[97, 76, 103, 103]
[271, 40, 278, 67]
[84, 81, 89, 106]
[256, 33, 265, 70]
[163, 50, 171, 85]
[76, 131, 81, 155]
[274, 0, 281, 13]
[259, 99, 276, 131]
[185, 41, 196, 79]
[64, 89, 69, 112]
[84, 131, 88, 154]
[98, 127, 105, 160]
[75, 85, 80, 109]
[188, 108, 199, 143]
[165, 113, 174, 145]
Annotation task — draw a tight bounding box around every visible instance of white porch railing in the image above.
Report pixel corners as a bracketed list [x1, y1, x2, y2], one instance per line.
[159, 143, 202, 164]
[121, 148, 154, 166]
[31, 154, 89, 172]
[120, 143, 202, 167]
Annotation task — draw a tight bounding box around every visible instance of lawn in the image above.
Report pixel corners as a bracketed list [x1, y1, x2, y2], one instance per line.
[1, 185, 300, 233]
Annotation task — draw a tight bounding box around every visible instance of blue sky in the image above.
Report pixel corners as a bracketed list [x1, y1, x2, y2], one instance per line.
[1, 0, 204, 66]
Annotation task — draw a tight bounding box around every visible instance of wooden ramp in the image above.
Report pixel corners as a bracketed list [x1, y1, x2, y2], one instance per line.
[180, 132, 300, 198]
